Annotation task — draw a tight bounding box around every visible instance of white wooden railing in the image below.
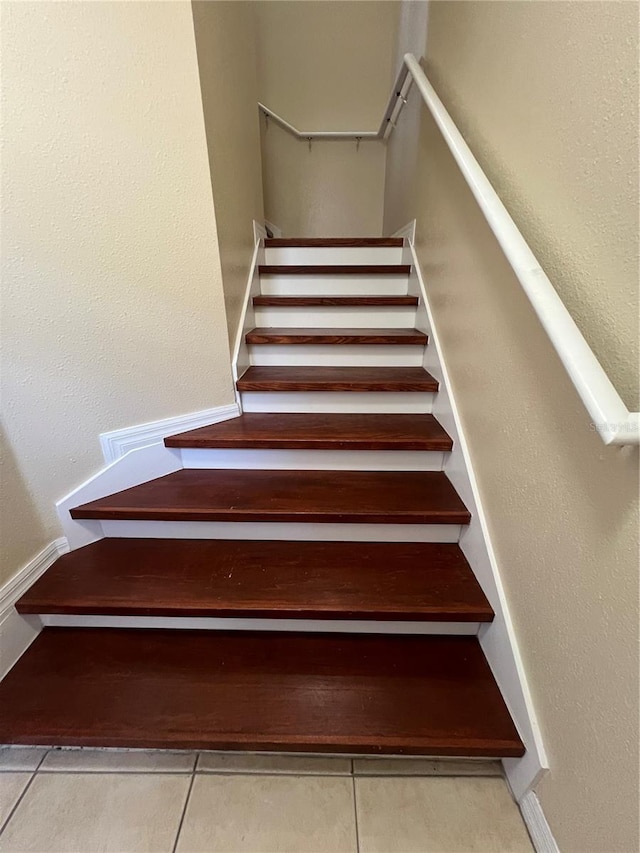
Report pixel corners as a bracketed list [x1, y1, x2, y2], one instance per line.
[259, 53, 639, 446]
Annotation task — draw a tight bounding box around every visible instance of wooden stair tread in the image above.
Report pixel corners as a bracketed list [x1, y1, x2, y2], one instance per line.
[70, 470, 471, 524]
[265, 238, 403, 248]
[17, 540, 492, 621]
[0, 628, 524, 756]
[165, 413, 452, 451]
[259, 265, 411, 275]
[253, 296, 418, 306]
[246, 327, 427, 346]
[236, 366, 438, 392]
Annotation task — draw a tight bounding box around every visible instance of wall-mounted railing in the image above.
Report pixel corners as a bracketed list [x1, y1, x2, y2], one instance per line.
[259, 52, 639, 446]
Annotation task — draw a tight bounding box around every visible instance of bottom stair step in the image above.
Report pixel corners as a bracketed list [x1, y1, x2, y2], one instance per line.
[0, 629, 524, 757]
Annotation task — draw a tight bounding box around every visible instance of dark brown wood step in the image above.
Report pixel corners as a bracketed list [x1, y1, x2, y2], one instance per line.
[259, 265, 411, 276]
[70, 470, 471, 525]
[253, 296, 418, 306]
[165, 413, 452, 451]
[246, 328, 427, 346]
[17, 540, 492, 621]
[0, 629, 524, 756]
[236, 366, 438, 393]
[265, 238, 403, 248]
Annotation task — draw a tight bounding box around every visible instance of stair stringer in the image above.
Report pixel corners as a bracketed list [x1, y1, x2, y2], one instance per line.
[403, 224, 548, 799]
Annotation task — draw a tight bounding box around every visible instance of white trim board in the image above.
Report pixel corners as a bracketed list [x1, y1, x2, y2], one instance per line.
[0, 537, 68, 680]
[520, 791, 560, 853]
[405, 223, 548, 799]
[40, 615, 479, 635]
[99, 403, 240, 464]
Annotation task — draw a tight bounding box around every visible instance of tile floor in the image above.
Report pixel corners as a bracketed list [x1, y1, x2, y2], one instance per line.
[0, 747, 534, 852]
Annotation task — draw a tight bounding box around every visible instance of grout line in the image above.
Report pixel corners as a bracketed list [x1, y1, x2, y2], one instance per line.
[0, 752, 47, 837]
[194, 769, 352, 778]
[36, 769, 196, 776]
[171, 769, 196, 853]
[352, 774, 361, 853]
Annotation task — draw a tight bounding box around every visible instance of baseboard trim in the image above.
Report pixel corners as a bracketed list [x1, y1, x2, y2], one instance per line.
[520, 791, 560, 853]
[0, 537, 69, 679]
[99, 403, 241, 464]
[0, 538, 69, 614]
[405, 223, 548, 799]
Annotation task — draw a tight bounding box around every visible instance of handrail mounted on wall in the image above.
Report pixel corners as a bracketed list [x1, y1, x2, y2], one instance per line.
[258, 53, 639, 446]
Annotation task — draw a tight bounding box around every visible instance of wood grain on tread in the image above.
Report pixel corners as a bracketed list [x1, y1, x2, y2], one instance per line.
[17, 540, 492, 621]
[69, 470, 471, 524]
[246, 327, 427, 346]
[0, 629, 524, 755]
[253, 296, 418, 306]
[236, 366, 438, 393]
[165, 413, 453, 451]
[264, 238, 403, 248]
[259, 265, 411, 275]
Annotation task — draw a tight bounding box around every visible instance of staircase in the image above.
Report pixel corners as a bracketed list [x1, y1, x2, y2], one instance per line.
[0, 237, 524, 759]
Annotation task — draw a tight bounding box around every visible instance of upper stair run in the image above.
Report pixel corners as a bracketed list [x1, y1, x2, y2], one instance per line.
[0, 234, 525, 762]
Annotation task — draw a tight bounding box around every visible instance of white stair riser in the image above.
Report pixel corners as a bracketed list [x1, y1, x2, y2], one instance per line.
[249, 344, 425, 367]
[260, 274, 408, 297]
[179, 448, 445, 471]
[40, 614, 478, 635]
[240, 391, 434, 413]
[100, 520, 462, 542]
[254, 306, 417, 328]
[264, 247, 404, 265]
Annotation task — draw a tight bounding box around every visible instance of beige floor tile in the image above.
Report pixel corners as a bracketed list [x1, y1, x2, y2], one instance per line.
[0, 772, 191, 853]
[40, 747, 196, 773]
[353, 757, 502, 776]
[0, 747, 46, 772]
[197, 751, 351, 775]
[356, 776, 533, 853]
[176, 773, 357, 853]
[0, 773, 31, 827]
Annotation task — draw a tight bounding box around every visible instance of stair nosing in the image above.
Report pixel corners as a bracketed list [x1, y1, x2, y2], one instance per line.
[236, 367, 439, 393]
[264, 238, 404, 248]
[165, 413, 453, 451]
[16, 539, 490, 622]
[258, 265, 411, 275]
[245, 328, 428, 346]
[253, 296, 419, 306]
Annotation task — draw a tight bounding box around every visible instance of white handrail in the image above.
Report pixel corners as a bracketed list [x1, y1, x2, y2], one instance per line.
[258, 53, 639, 445]
[401, 53, 638, 446]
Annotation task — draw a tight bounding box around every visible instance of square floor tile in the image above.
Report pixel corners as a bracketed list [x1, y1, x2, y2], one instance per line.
[0, 748, 45, 772]
[0, 773, 31, 827]
[353, 757, 502, 776]
[0, 772, 191, 852]
[356, 776, 533, 852]
[40, 747, 196, 773]
[197, 752, 351, 775]
[176, 773, 357, 853]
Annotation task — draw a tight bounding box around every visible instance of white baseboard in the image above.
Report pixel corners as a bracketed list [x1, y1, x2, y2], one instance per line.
[520, 791, 560, 853]
[0, 537, 69, 679]
[263, 219, 282, 238]
[391, 220, 416, 242]
[99, 403, 240, 464]
[405, 224, 548, 799]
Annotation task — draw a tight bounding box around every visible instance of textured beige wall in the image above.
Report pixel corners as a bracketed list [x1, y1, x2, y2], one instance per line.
[384, 1, 639, 850]
[1, 0, 235, 586]
[256, 1, 399, 236]
[260, 122, 388, 237]
[192, 1, 264, 344]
